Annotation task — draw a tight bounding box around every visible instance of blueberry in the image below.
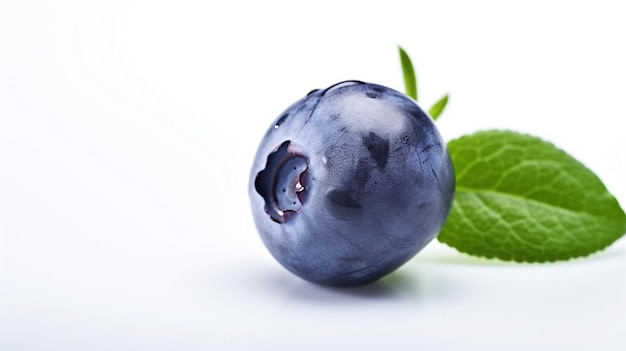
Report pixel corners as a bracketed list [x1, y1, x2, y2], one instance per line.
[249, 80, 455, 287]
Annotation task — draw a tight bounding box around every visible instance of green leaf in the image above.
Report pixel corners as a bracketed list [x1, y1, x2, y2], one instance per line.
[428, 94, 449, 120]
[439, 130, 626, 262]
[398, 46, 417, 101]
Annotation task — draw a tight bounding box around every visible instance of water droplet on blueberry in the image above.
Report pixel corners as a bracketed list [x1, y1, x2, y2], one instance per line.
[274, 113, 289, 129]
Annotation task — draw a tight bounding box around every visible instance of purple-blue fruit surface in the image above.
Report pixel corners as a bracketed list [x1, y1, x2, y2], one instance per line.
[249, 81, 455, 287]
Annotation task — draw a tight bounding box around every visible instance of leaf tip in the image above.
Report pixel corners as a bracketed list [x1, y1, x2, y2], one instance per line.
[428, 93, 449, 120]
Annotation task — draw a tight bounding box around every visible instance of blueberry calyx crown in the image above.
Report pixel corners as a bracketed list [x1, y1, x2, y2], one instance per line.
[255, 140, 308, 223]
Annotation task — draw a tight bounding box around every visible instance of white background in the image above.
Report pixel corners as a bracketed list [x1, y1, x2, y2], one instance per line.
[2, 1, 626, 350]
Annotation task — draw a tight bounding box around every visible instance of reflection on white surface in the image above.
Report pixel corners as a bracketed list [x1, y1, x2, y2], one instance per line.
[1, 1, 625, 350]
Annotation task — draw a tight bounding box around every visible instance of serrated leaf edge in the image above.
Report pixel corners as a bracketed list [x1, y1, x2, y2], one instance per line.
[437, 236, 624, 264]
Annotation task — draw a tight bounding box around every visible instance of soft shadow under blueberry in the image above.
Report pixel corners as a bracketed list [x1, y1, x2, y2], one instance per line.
[272, 269, 430, 303]
[243, 241, 626, 303]
[416, 252, 518, 266]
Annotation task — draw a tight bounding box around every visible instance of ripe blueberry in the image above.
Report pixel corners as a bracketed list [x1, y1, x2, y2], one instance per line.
[249, 81, 455, 287]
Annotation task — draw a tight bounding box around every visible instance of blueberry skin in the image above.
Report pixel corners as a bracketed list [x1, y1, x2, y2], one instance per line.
[249, 81, 455, 287]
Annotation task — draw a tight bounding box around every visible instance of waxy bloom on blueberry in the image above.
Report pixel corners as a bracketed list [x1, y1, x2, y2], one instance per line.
[249, 81, 455, 286]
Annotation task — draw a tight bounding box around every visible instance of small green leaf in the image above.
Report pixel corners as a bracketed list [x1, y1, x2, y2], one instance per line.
[439, 130, 626, 262]
[398, 46, 417, 101]
[428, 94, 449, 120]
